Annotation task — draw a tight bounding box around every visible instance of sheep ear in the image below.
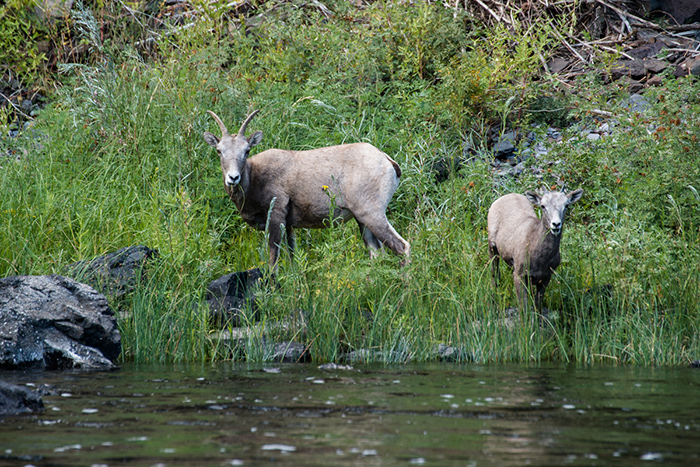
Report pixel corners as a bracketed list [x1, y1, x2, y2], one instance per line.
[248, 130, 263, 149]
[524, 191, 541, 206]
[203, 131, 219, 148]
[567, 188, 583, 204]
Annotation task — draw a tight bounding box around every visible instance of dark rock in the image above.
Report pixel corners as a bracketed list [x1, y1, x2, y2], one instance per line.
[672, 57, 700, 77]
[610, 60, 647, 80]
[0, 381, 44, 415]
[493, 131, 518, 160]
[649, 1, 700, 25]
[0, 275, 121, 370]
[646, 75, 664, 86]
[206, 268, 263, 326]
[628, 41, 665, 60]
[431, 156, 466, 182]
[66, 245, 158, 299]
[642, 58, 669, 74]
[616, 76, 644, 93]
[684, 57, 700, 76]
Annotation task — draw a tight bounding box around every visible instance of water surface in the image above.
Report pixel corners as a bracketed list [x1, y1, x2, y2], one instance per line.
[1, 363, 698, 466]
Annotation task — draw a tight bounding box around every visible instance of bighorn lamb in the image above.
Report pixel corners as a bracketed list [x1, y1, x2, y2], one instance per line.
[487, 189, 583, 311]
[203, 110, 410, 269]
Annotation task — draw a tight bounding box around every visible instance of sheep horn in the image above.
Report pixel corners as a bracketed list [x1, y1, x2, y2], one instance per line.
[238, 110, 259, 136]
[207, 111, 229, 136]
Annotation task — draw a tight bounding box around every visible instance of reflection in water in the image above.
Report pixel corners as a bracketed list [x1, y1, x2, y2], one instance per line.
[1, 363, 699, 466]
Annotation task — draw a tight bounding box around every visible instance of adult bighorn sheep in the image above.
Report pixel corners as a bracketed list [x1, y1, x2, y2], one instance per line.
[203, 110, 410, 270]
[487, 188, 583, 311]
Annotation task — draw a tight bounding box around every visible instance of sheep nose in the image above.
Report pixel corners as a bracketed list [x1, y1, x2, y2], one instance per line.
[226, 173, 241, 186]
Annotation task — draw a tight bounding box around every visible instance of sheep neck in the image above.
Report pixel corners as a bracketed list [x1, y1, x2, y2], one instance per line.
[527, 214, 562, 269]
[528, 216, 561, 267]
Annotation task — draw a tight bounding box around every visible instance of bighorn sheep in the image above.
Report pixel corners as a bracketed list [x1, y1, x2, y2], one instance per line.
[203, 110, 410, 270]
[487, 188, 583, 311]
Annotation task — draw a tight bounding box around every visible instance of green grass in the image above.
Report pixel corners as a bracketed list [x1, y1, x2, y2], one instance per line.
[1, 0, 698, 365]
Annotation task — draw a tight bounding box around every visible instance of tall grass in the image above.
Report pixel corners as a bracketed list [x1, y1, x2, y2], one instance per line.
[0, 0, 698, 365]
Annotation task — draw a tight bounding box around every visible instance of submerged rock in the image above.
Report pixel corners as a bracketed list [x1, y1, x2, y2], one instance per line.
[0, 381, 44, 415]
[0, 275, 121, 370]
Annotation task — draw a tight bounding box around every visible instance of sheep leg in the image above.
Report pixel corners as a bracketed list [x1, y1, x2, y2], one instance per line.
[362, 217, 410, 265]
[489, 243, 500, 289]
[534, 277, 550, 312]
[286, 224, 296, 262]
[267, 205, 289, 270]
[513, 273, 528, 312]
[356, 220, 383, 259]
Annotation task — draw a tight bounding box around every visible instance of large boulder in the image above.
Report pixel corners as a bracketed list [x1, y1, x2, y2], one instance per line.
[0, 275, 121, 370]
[0, 381, 44, 415]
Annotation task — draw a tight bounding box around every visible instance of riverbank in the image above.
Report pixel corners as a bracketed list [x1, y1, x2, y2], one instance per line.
[1, 0, 699, 365]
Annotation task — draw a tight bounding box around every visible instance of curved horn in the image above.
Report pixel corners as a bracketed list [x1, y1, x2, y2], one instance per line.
[207, 110, 229, 136]
[238, 110, 260, 136]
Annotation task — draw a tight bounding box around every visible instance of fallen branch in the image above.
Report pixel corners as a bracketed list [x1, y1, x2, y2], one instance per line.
[595, 0, 658, 29]
[473, 0, 512, 25]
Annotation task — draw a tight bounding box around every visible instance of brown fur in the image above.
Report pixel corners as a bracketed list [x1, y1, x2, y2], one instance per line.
[487, 189, 583, 311]
[204, 111, 410, 270]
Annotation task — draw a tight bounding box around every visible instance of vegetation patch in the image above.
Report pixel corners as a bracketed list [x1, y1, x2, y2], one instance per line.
[1, 0, 698, 365]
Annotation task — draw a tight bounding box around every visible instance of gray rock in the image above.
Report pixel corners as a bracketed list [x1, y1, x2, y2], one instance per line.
[33, 0, 73, 21]
[269, 341, 309, 363]
[206, 268, 263, 326]
[643, 58, 669, 74]
[0, 381, 44, 415]
[66, 245, 158, 300]
[620, 93, 651, 113]
[434, 343, 460, 362]
[547, 57, 570, 74]
[0, 275, 121, 370]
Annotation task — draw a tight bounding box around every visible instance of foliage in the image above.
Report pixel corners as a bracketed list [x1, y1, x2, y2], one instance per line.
[0, 0, 698, 365]
[0, 0, 49, 87]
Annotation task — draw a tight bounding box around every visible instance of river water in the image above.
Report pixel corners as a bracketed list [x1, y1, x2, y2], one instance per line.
[1, 363, 698, 466]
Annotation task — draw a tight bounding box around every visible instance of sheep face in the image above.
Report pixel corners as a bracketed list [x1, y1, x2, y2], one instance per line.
[525, 189, 583, 236]
[203, 110, 263, 188]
